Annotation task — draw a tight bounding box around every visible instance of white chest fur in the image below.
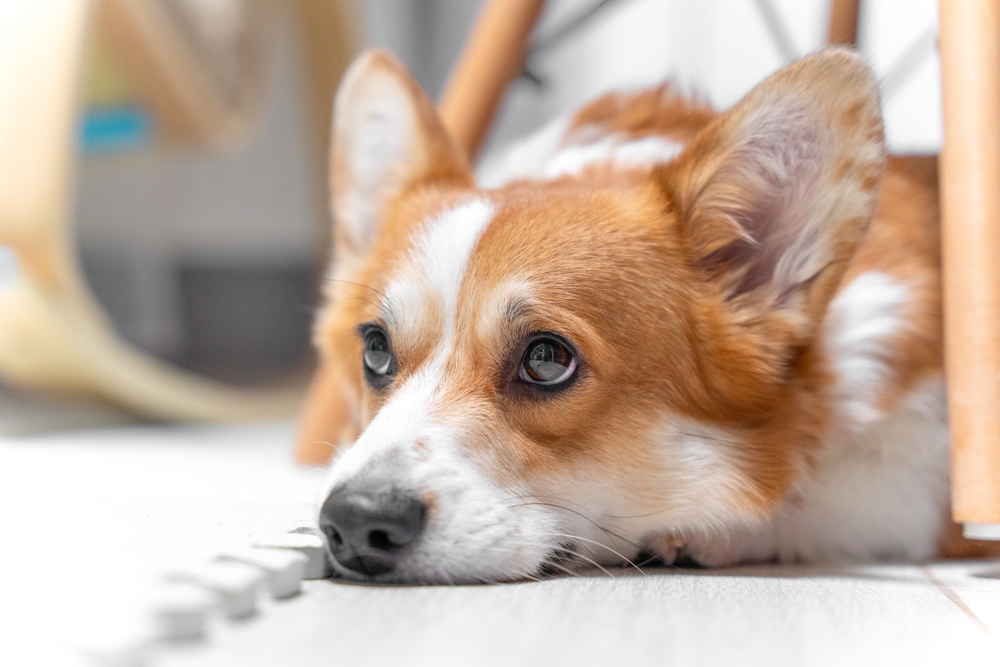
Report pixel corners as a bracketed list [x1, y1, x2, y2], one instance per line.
[687, 271, 951, 566]
[688, 381, 950, 566]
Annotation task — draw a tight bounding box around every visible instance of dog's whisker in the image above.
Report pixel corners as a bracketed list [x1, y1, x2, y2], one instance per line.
[605, 507, 672, 520]
[537, 558, 582, 580]
[508, 498, 646, 556]
[336, 294, 384, 311]
[553, 546, 616, 579]
[636, 551, 672, 569]
[537, 531, 647, 577]
[433, 562, 457, 587]
[566, 536, 600, 563]
[325, 279, 402, 323]
[512, 496, 635, 547]
[325, 278, 389, 299]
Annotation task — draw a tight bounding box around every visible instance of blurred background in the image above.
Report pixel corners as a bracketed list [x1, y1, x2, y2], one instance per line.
[1, 0, 943, 424]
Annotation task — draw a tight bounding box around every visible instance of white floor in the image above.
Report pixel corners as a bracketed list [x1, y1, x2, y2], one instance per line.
[2, 392, 999, 666]
[160, 562, 1000, 667]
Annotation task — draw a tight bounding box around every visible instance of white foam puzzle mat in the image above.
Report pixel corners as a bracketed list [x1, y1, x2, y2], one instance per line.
[73, 527, 329, 666]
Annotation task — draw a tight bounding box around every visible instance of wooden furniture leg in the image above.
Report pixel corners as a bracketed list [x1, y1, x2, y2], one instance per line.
[438, 0, 547, 160]
[827, 0, 859, 46]
[938, 0, 1000, 537]
[295, 359, 354, 464]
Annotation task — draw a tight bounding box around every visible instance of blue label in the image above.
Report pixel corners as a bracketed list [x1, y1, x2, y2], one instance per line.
[79, 106, 154, 155]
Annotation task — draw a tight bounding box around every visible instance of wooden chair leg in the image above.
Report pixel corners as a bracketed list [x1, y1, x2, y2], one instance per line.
[437, 0, 547, 161]
[295, 359, 355, 465]
[827, 0, 859, 46]
[938, 0, 1000, 534]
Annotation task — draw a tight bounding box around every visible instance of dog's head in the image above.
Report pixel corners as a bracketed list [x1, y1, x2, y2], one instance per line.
[315, 50, 884, 582]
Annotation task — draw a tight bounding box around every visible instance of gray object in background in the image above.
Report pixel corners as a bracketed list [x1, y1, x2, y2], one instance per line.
[76, 15, 319, 383]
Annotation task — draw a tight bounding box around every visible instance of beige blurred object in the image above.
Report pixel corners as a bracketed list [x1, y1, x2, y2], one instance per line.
[0, 0, 359, 422]
[939, 0, 1000, 536]
[294, 0, 362, 168]
[292, 0, 363, 274]
[295, 358, 357, 465]
[95, 0, 273, 146]
[97, 0, 360, 148]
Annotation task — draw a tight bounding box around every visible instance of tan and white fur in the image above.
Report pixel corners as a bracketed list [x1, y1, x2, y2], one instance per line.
[314, 48, 996, 584]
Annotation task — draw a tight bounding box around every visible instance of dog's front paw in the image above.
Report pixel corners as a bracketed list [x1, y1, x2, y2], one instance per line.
[640, 533, 687, 566]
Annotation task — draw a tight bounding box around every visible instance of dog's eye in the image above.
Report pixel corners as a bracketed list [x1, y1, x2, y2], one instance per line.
[519, 337, 577, 387]
[362, 328, 395, 382]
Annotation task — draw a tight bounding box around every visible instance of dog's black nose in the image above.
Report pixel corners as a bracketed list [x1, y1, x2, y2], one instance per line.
[319, 486, 427, 577]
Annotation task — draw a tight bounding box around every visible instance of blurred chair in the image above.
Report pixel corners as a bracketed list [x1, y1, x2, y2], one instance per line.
[0, 0, 358, 421]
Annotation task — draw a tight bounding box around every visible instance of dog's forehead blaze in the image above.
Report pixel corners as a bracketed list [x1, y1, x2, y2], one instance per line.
[380, 197, 496, 357]
[334, 193, 496, 404]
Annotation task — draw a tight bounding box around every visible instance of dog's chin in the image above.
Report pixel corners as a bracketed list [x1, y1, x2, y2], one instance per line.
[329, 565, 544, 586]
[326, 547, 664, 585]
[326, 548, 561, 585]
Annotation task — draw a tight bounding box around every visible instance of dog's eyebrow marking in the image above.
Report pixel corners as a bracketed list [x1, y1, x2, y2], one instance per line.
[378, 297, 398, 328]
[502, 295, 531, 323]
[473, 280, 537, 344]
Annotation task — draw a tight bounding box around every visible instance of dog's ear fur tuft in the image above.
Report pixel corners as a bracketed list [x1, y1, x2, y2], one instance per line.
[663, 49, 885, 343]
[330, 50, 471, 269]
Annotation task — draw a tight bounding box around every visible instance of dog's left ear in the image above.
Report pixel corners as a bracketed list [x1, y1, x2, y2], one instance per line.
[330, 50, 472, 271]
[663, 49, 885, 344]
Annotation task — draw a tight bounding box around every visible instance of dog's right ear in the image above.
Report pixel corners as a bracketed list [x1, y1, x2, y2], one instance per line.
[330, 50, 472, 269]
[662, 49, 885, 348]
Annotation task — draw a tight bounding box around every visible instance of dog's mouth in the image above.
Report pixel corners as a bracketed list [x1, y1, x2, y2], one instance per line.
[323, 532, 699, 584]
[324, 535, 586, 584]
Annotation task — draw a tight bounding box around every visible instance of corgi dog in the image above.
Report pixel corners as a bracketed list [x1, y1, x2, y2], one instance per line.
[313, 47, 994, 583]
